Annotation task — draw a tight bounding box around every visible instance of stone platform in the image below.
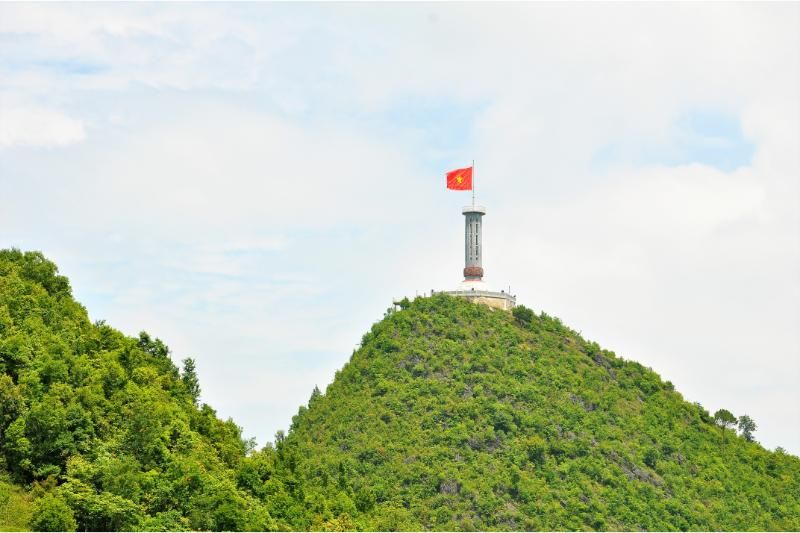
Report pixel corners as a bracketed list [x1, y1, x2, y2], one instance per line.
[438, 280, 516, 312]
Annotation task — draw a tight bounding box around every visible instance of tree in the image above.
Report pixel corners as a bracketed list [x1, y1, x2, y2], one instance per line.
[524, 435, 547, 465]
[512, 305, 535, 327]
[309, 385, 322, 407]
[182, 357, 201, 404]
[30, 493, 77, 532]
[59, 476, 143, 531]
[737, 415, 757, 442]
[713, 409, 736, 448]
[323, 513, 356, 532]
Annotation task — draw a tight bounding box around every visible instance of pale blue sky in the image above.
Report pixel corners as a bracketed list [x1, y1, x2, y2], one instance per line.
[592, 109, 755, 172]
[1, 2, 798, 455]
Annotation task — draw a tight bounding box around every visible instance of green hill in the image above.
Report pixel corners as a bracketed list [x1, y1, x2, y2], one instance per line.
[1, 249, 799, 531]
[267, 295, 800, 531]
[0, 250, 274, 531]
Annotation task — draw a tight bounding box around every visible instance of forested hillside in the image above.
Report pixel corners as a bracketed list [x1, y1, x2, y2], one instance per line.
[273, 295, 800, 530]
[0, 250, 274, 531]
[1, 249, 798, 531]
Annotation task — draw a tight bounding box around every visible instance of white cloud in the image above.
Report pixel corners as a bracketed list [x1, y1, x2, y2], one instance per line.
[0, 104, 85, 147]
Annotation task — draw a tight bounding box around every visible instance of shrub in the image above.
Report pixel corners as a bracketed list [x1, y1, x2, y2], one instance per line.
[30, 493, 77, 532]
[643, 448, 659, 468]
[512, 305, 534, 327]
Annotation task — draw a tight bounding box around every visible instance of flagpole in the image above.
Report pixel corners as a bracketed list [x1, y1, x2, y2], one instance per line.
[472, 159, 476, 206]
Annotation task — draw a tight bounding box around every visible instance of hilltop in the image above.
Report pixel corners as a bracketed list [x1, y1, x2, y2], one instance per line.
[268, 294, 800, 530]
[1, 249, 798, 531]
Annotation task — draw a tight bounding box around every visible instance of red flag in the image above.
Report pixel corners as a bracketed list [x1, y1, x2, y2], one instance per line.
[446, 166, 473, 190]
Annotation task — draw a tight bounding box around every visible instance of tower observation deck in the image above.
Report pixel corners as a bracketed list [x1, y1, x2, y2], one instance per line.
[442, 204, 516, 311]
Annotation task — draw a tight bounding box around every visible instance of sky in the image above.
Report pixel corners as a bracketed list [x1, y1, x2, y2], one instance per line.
[1, 3, 798, 455]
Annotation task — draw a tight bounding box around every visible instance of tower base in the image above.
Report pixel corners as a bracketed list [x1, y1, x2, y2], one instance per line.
[442, 280, 516, 312]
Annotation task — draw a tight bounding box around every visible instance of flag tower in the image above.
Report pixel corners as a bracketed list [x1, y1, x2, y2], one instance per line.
[442, 163, 516, 311]
[462, 204, 485, 282]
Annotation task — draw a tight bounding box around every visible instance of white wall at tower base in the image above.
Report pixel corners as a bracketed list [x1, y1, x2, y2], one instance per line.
[442, 280, 517, 312]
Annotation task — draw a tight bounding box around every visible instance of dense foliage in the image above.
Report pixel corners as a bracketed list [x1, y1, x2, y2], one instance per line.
[272, 294, 800, 530]
[0, 250, 273, 531]
[1, 249, 798, 531]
